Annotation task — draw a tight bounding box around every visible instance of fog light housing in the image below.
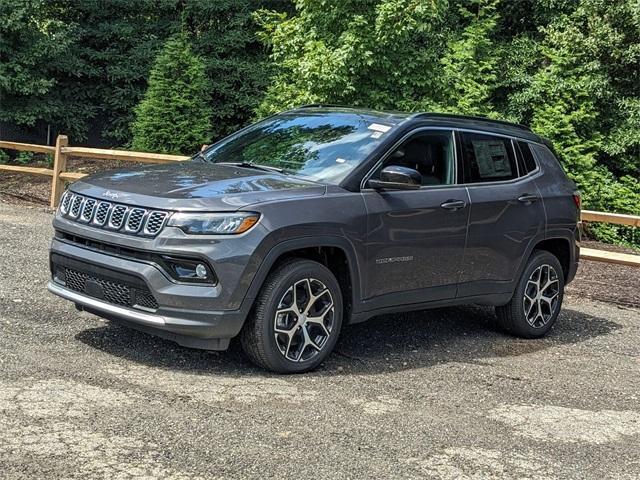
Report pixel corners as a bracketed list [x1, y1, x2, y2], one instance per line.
[161, 256, 216, 284]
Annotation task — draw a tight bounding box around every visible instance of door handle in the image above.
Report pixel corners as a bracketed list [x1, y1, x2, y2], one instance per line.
[440, 199, 466, 211]
[517, 194, 539, 204]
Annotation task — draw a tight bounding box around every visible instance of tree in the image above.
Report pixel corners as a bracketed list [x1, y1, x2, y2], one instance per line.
[182, 0, 291, 140]
[1, 1, 285, 145]
[438, 0, 500, 116]
[254, 0, 451, 116]
[255, 0, 639, 247]
[131, 33, 211, 155]
[519, 0, 640, 245]
[0, 0, 71, 128]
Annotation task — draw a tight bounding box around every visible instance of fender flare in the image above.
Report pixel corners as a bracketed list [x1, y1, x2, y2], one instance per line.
[514, 230, 576, 285]
[243, 235, 363, 313]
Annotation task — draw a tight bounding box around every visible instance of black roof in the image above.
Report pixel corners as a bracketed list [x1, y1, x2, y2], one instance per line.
[293, 105, 541, 143]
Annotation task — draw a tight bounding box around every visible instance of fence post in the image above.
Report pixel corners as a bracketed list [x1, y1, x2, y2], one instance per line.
[50, 135, 68, 208]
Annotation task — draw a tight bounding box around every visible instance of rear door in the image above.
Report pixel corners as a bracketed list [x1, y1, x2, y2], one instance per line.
[456, 131, 545, 297]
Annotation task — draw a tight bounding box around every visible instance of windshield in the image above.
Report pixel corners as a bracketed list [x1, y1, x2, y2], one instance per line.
[201, 112, 397, 184]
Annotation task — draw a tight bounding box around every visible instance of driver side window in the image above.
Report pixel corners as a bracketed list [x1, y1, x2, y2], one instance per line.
[376, 130, 456, 186]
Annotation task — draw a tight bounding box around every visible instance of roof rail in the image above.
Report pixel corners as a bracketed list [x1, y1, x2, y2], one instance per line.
[293, 106, 533, 133]
[413, 112, 532, 132]
[295, 103, 351, 109]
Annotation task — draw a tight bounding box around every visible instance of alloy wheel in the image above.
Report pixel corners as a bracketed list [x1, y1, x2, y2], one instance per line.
[273, 278, 335, 362]
[523, 264, 560, 328]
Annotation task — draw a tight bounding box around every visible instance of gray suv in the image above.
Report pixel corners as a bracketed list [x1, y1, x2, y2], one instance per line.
[48, 107, 580, 373]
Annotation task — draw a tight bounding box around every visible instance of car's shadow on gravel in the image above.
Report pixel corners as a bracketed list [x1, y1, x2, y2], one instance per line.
[75, 304, 621, 377]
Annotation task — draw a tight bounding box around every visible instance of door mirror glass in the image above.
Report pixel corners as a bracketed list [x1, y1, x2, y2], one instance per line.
[368, 165, 422, 190]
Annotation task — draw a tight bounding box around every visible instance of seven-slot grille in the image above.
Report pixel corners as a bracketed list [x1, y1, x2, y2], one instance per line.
[59, 191, 169, 237]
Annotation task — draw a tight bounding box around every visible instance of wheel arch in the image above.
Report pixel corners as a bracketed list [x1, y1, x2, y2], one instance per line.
[531, 237, 573, 281]
[244, 236, 363, 323]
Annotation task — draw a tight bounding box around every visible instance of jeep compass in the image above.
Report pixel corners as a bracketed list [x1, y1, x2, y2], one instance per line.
[48, 107, 580, 373]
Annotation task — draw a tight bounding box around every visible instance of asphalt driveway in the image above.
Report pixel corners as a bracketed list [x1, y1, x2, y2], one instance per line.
[1, 202, 639, 479]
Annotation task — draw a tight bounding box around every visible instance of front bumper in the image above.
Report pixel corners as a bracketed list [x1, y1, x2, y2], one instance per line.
[48, 237, 252, 350]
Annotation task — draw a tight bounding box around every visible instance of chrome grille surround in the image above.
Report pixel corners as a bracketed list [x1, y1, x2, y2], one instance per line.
[59, 192, 170, 237]
[69, 195, 84, 219]
[143, 211, 169, 236]
[125, 208, 146, 233]
[93, 202, 111, 226]
[79, 199, 96, 223]
[108, 205, 128, 230]
[60, 191, 73, 215]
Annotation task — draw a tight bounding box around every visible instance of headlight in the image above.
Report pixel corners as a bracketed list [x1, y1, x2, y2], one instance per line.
[167, 212, 260, 235]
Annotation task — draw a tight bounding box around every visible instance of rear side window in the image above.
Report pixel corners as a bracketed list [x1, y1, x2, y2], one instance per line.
[461, 132, 517, 183]
[516, 141, 537, 174]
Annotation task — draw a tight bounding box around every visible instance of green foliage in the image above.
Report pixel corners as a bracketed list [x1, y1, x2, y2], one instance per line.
[1, 0, 638, 246]
[0, 150, 9, 165]
[254, 0, 451, 116]
[1, 1, 286, 144]
[256, 0, 640, 247]
[438, 0, 500, 116]
[131, 34, 211, 155]
[0, 0, 71, 127]
[15, 151, 33, 165]
[183, 0, 288, 140]
[519, 0, 640, 245]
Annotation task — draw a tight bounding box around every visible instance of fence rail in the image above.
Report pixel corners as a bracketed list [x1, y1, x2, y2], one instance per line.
[1, 135, 638, 267]
[0, 135, 188, 207]
[0, 140, 55, 155]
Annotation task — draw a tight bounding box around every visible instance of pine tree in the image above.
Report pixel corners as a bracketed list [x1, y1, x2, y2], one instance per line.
[438, 0, 500, 116]
[131, 33, 211, 155]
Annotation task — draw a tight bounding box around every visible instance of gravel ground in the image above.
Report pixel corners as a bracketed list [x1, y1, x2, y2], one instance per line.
[1, 202, 639, 479]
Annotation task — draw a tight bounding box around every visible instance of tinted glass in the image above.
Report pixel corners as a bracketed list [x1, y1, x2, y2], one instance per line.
[517, 141, 537, 174]
[202, 113, 397, 184]
[461, 132, 517, 183]
[379, 131, 456, 186]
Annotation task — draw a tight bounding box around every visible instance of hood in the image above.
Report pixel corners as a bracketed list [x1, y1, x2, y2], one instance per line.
[69, 162, 326, 211]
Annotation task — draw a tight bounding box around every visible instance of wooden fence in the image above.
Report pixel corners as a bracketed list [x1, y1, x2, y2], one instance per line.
[0, 136, 188, 208]
[1, 135, 639, 267]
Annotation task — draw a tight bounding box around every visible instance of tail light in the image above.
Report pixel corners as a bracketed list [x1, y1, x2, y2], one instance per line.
[573, 193, 581, 210]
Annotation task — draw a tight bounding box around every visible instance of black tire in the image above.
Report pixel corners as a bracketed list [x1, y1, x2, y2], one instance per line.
[240, 258, 343, 373]
[496, 250, 565, 338]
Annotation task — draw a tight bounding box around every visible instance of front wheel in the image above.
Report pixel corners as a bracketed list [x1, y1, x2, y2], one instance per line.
[240, 258, 343, 373]
[496, 250, 565, 338]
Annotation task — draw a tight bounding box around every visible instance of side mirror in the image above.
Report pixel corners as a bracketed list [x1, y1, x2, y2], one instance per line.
[368, 165, 422, 190]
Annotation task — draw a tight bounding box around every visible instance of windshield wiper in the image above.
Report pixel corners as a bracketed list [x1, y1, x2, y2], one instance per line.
[216, 162, 286, 174]
[191, 151, 207, 162]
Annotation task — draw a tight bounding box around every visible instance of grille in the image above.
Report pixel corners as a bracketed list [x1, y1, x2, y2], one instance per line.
[62, 267, 159, 311]
[70, 195, 83, 218]
[80, 199, 96, 222]
[93, 202, 110, 226]
[60, 192, 73, 214]
[144, 211, 168, 235]
[58, 192, 170, 237]
[125, 208, 146, 232]
[134, 290, 159, 310]
[108, 205, 128, 229]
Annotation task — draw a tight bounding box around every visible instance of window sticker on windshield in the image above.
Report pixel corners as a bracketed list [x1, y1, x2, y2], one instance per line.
[336, 158, 346, 163]
[368, 123, 392, 133]
[370, 131, 384, 139]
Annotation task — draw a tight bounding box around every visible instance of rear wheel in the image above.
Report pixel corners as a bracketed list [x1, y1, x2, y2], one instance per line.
[496, 250, 564, 338]
[240, 258, 343, 373]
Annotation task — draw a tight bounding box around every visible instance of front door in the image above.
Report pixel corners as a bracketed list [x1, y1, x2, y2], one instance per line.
[361, 129, 469, 309]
